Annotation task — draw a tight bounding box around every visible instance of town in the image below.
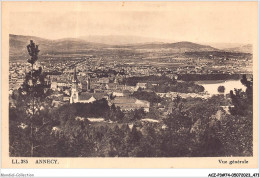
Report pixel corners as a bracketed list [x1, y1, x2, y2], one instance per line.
[9, 44, 252, 116]
[9, 38, 253, 158]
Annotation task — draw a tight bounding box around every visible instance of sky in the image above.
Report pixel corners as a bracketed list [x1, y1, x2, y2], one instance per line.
[4, 1, 258, 44]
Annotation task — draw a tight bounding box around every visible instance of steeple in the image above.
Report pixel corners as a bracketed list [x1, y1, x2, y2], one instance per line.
[73, 67, 78, 83]
[71, 67, 79, 103]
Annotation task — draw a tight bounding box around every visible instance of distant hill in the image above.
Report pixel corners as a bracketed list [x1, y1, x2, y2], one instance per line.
[9, 34, 52, 56]
[10, 34, 218, 57]
[224, 44, 253, 53]
[78, 36, 217, 52]
[9, 34, 108, 56]
[124, 41, 217, 52]
[80, 35, 168, 45]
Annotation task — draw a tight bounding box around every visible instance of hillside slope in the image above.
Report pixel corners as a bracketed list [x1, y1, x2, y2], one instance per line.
[10, 34, 218, 57]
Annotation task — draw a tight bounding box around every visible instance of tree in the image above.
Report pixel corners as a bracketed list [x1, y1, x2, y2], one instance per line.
[132, 90, 162, 104]
[10, 40, 53, 157]
[62, 119, 94, 157]
[127, 124, 143, 156]
[146, 107, 160, 119]
[105, 104, 125, 122]
[219, 75, 253, 156]
[229, 75, 252, 116]
[240, 74, 253, 103]
[218, 86, 225, 93]
[218, 114, 252, 156]
[136, 125, 163, 157]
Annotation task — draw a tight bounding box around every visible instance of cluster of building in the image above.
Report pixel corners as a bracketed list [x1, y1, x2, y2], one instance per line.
[69, 67, 150, 112]
[9, 51, 252, 117]
[10, 51, 252, 93]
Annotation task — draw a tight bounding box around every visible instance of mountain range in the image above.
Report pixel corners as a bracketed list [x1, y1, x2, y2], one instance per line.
[79, 35, 169, 45]
[224, 44, 253, 53]
[9, 34, 252, 56]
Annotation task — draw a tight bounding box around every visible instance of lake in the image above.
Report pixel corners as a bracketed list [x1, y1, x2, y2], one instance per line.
[196, 80, 247, 95]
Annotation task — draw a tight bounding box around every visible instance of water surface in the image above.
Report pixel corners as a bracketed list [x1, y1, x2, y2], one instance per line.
[196, 80, 246, 95]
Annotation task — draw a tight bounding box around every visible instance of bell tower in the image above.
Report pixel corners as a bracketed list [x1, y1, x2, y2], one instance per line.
[70, 67, 79, 103]
[86, 75, 91, 91]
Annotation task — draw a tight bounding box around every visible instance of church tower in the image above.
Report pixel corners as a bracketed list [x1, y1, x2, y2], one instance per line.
[86, 75, 91, 91]
[70, 67, 79, 103]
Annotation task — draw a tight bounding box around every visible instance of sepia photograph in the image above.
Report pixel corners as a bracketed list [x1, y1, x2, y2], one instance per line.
[1, 1, 258, 169]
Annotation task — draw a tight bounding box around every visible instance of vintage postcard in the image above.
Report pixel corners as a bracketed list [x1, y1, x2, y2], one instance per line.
[1, 1, 259, 168]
